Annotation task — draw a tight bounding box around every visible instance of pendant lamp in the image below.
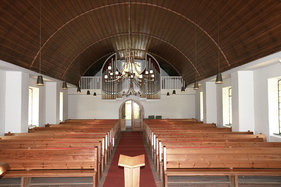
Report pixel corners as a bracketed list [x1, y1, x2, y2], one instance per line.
[193, 81, 199, 90]
[62, 81, 67, 90]
[215, 72, 223, 84]
[77, 85, 81, 93]
[36, 75, 44, 86]
[36, 0, 44, 86]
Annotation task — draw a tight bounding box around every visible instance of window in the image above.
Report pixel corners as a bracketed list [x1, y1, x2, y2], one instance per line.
[28, 87, 39, 128]
[278, 79, 281, 134]
[223, 86, 232, 127]
[200, 92, 204, 121]
[59, 92, 63, 122]
[268, 78, 279, 135]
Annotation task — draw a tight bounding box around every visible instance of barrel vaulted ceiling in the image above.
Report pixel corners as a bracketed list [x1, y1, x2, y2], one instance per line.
[0, 0, 281, 85]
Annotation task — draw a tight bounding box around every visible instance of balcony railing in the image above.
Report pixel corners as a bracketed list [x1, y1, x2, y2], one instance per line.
[80, 76, 183, 90]
[80, 76, 101, 89]
[161, 76, 183, 89]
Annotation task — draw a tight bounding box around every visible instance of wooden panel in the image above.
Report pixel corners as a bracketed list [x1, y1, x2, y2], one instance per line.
[0, 0, 280, 85]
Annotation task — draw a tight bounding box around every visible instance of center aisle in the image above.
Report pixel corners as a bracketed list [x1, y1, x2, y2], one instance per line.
[103, 131, 157, 187]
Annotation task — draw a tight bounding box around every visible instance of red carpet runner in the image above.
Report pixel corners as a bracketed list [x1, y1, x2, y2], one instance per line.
[103, 132, 156, 187]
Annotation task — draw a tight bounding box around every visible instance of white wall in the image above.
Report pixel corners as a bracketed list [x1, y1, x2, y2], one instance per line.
[193, 51, 281, 141]
[216, 78, 231, 127]
[68, 89, 195, 119]
[231, 71, 255, 132]
[204, 82, 217, 124]
[5, 71, 29, 133]
[45, 82, 60, 124]
[254, 63, 281, 141]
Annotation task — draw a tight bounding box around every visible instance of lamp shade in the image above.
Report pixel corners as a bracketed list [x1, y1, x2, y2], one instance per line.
[181, 86, 185, 92]
[36, 75, 44, 86]
[193, 81, 199, 90]
[215, 72, 223, 84]
[62, 81, 68, 89]
[172, 90, 176, 95]
[87, 90, 90, 95]
[77, 86, 81, 93]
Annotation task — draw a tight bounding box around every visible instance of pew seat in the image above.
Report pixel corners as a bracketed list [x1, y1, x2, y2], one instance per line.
[165, 168, 281, 187]
[0, 148, 98, 187]
[1, 170, 97, 187]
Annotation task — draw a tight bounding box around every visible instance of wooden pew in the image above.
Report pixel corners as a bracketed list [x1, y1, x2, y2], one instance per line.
[0, 134, 109, 173]
[0, 140, 104, 179]
[162, 146, 281, 187]
[0, 148, 98, 187]
[144, 119, 281, 187]
[0, 119, 120, 186]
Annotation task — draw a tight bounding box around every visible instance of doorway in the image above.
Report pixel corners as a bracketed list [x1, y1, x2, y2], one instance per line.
[120, 100, 144, 131]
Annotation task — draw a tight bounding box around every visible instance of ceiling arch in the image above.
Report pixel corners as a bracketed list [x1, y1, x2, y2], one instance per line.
[61, 32, 200, 80]
[29, 1, 230, 70]
[0, 0, 281, 85]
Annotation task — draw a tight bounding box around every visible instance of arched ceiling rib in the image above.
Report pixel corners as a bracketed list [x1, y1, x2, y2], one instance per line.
[0, 0, 281, 85]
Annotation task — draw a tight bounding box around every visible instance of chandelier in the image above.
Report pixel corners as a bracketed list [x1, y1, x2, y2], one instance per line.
[103, 50, 155, 96]
[102, 0, 158, 98]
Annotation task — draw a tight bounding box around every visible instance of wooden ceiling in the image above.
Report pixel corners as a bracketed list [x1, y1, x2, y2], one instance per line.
[0, 0, 281, 85]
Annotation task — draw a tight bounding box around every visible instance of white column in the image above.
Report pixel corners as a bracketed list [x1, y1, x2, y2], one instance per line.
[39, 85, 46, 127]
[0, 70, 6, 135]
[231, 71, 255, 132]
[204, 82, 217, 124]
[5, 71, 29, 133]
[195, 90, 200, 121]
[45, 82, 60, 124]
[216, 83, 223, 127]
[63, 90, 68, 121]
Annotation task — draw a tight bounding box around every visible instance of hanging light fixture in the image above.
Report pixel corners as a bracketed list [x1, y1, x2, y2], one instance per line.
[62, 81, 67, 90]
[102, 0, 156, 98]
[181, 80, 185, 92]
[215, 16, 223, 84]
[215, 73, 223, 84]
[77, 81, 81, 93]
[181, 86, 185, 92]
[93, 92, 97, 96]
[37, 75, 44, 86]
[193, 81, 199, 90]
[87, 90, 90, 95]
[172, 90, 176, 95]
[36, 0, 44, 86]
[77, 85, 81, 93]
[166, 92, 170, 96]
[193, 12, 200, 90]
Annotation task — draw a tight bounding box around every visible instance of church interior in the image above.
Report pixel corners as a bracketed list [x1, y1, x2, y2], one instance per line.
[1, 0, 281, 186]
